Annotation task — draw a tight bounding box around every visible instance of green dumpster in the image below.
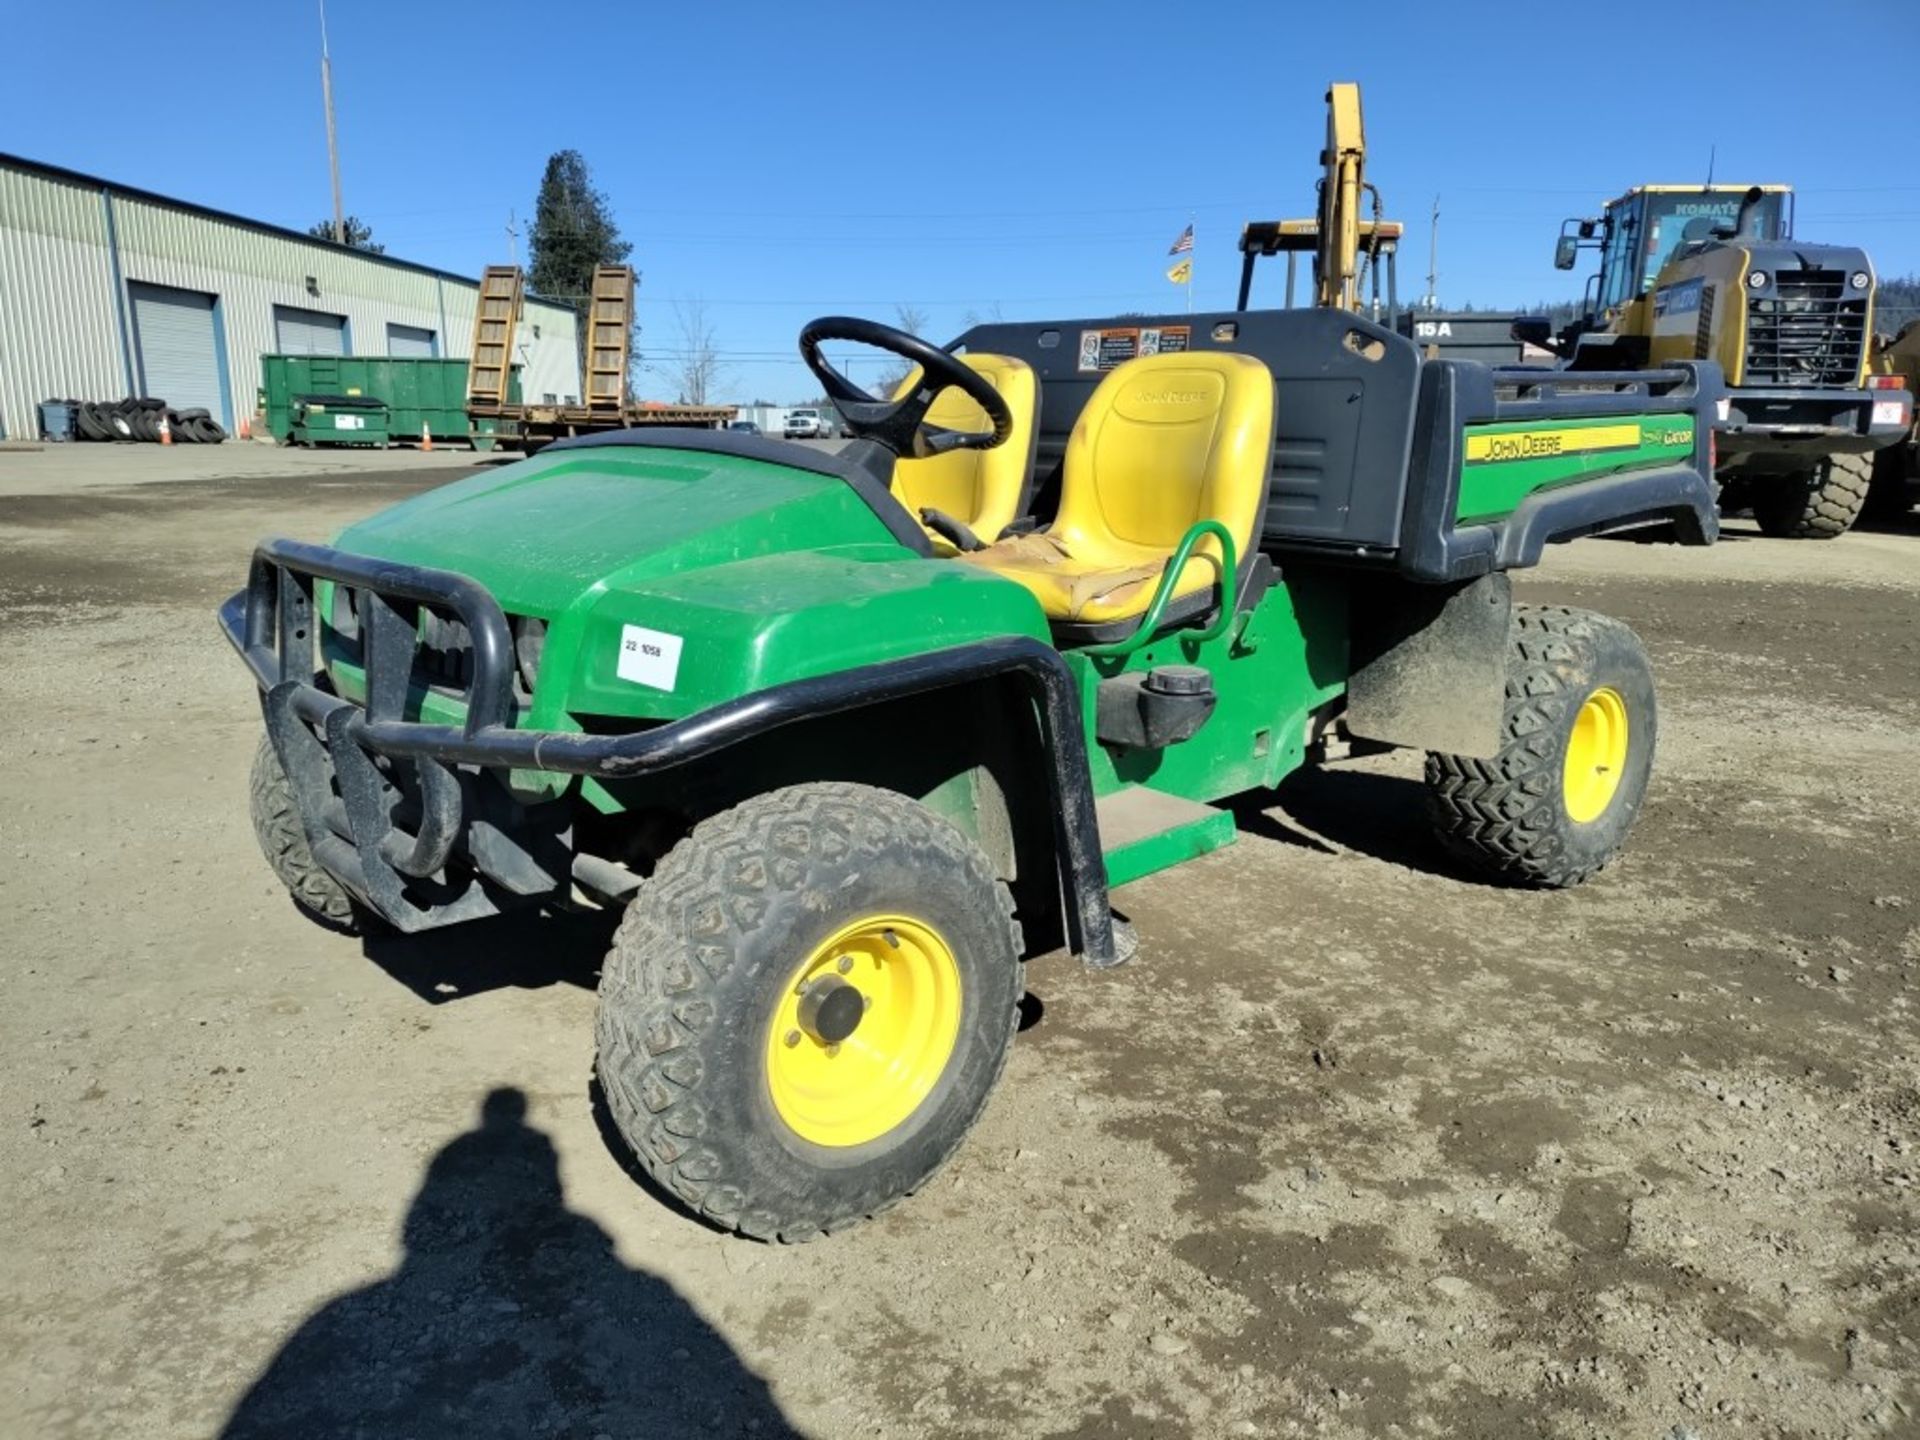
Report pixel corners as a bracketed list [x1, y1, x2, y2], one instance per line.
[290, 394, 391, 448]
[260, 355, 522, 447]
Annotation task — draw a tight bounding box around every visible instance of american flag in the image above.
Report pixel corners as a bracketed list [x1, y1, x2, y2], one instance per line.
[1168, 223, 1193, 256]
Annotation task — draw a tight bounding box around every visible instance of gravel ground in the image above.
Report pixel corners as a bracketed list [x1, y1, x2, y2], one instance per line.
[2, 450, 1917, 1439]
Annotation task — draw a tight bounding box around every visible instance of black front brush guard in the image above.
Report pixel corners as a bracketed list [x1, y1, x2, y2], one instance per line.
[219, 537, 1118, 963]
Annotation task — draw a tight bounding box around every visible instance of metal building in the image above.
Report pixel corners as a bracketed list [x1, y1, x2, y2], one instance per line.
[0, 154, 581, 440]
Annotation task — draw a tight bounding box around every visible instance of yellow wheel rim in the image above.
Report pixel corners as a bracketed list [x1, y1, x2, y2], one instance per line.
[764, 914, 962, 1148]
[1563, 686, 1630, 824]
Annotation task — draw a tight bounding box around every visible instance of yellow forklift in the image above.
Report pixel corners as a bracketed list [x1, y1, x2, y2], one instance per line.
[1535, 183, 1912, 537]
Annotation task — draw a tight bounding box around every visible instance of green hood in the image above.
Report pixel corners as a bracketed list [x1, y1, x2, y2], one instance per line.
[335, 443, 907, 615]
[318, 436, 1051, 748]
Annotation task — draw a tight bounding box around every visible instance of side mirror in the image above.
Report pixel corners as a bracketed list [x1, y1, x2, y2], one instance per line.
[1511, 316, 1554, 349]
[1554, 235, 1579, 271]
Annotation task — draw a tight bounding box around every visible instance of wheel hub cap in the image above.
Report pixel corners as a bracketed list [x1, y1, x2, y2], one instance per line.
[796, 974, 866, 1045]
[1563, 686, 1629, 824]
[765, 915, 963, 1148]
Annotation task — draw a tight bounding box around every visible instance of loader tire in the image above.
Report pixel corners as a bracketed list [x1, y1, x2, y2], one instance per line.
[1424, 605, 1656, 889]
[1750, 452, 1872, 538]
[249, 733, 360, 930]
[595, 781, 1024, 1242]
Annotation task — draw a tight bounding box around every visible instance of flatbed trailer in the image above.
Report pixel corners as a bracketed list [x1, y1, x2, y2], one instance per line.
[463, 264, 736, 446]
[469, 400, 739, 451]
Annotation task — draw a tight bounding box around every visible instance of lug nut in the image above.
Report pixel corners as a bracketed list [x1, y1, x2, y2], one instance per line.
[837, 955, 853, 974]
[784, 1029, 801, 1048]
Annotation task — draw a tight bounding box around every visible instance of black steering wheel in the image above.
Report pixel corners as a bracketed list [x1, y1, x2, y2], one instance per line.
[798, 316, 1013, 460]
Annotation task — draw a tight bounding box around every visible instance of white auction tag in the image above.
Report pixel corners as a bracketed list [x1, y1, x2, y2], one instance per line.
[617, 624, 683, 691]
[1872, 400, 1908, 428]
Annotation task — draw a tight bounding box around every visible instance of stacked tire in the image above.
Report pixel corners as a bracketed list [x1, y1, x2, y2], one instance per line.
[63, 396, 227, 444]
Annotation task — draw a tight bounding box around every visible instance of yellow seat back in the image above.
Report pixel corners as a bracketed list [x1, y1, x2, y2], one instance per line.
[959, 352, 1273, 627]
[890, 354, 1038, 548]
[1032, 351, 1273, 622]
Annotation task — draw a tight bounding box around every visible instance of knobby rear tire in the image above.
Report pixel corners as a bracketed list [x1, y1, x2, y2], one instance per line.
[1424, 605, 1657, 889]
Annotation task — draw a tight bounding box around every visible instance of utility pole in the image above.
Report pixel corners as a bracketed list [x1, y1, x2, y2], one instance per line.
[1422, 194, 1440, 312]
[319, 0, 345, 244]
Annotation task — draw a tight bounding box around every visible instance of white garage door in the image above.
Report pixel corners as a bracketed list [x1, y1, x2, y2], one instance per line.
[274, 304, 348, 356]
[387, 323, 438, 358]
[128, 282, 223, 416]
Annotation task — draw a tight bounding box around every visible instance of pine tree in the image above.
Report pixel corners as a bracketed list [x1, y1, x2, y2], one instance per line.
[528, 151, 631, 314]
[1878, 275, 1920, 336]
[306, 215, 383, 252]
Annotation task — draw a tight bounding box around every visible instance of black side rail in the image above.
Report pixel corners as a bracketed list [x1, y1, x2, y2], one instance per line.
[1481, 364, 1709, 421]
[1399, 360, 1724, 584]
[219, 539, 1118, 965]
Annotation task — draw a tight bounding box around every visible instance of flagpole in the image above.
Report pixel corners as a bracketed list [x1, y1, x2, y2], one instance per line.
[1188, 212, 1194, 316]
[1166, 220, 1194, 310]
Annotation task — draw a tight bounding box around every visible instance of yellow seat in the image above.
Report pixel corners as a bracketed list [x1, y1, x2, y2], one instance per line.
[890, 354, 1038, 554]
[960, 351, 1274, 630]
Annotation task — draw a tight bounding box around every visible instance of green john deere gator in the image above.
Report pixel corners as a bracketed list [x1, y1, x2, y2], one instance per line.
[223, 308, 1721, 1239]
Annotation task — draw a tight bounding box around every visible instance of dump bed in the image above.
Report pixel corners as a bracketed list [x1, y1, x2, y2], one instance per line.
[953, 307, 1721, 582]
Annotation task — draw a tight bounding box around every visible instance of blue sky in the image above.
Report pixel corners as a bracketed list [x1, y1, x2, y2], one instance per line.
[6, 0, 1917, 401]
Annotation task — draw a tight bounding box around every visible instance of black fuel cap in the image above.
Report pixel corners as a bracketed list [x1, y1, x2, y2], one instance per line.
[1144, 665, 1213, 697]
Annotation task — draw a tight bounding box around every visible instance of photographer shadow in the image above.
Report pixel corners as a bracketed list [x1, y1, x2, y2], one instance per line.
[222, 1087, 802, 1439]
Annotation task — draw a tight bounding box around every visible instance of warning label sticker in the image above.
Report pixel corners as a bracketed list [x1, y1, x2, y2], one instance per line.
[1076, 325, 1191, 372]
[1141, 325, 1190, 358]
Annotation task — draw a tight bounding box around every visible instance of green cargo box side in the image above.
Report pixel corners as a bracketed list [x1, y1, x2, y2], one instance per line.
[260, 356, 522, 447]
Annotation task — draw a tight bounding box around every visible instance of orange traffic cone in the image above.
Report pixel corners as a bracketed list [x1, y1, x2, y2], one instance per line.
[158, 413, 173, 446]
[421, 423, 433, 453]
[238, 415, 251, 441]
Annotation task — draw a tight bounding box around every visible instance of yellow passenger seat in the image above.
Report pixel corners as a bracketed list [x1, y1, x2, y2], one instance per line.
[960, 351, 1274, 634]
[889, 354, 1038, 554]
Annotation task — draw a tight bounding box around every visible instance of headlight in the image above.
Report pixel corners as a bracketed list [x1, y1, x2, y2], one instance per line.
[1747, 270, 1769, 290]
[513, 616, 548, 697]
[329, 584, 359, 641]
[1850, 271, 1871, 290]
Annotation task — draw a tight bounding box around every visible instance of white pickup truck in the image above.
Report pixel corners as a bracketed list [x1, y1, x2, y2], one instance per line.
[783, 407, 829, 440]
